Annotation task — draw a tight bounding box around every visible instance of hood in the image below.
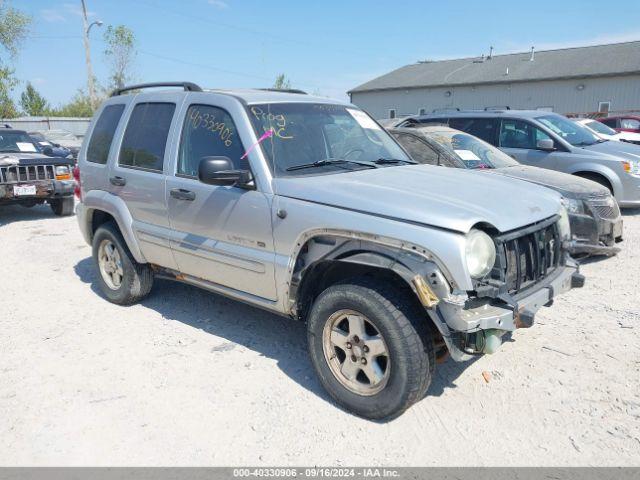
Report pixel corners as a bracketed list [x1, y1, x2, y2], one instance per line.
[57, 140, 82, 149]
[273, 164, 562, 234]
[0, 152, 73, 166]
[489, 165, 609, 199]
[580, 139, 640, 161]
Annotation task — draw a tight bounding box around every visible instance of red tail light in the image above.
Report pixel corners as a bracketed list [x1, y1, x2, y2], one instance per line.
[73, 165, 82, 200]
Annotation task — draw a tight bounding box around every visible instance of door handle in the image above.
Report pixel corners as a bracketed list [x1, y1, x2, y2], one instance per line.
[170, 188, 196, 201]
[109, 176, 126, 186]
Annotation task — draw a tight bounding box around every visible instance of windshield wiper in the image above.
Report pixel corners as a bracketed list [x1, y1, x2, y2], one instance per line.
[373, 157, 417, 165]
[286, 158, 378, 172]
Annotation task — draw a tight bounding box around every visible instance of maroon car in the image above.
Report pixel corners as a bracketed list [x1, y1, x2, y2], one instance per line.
[598, 115, 640, 133]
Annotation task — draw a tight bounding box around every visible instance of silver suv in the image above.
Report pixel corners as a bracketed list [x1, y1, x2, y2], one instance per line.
[76, 82, 584, 419]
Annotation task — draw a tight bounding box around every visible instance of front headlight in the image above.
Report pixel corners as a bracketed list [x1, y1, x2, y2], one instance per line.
[465, 229, 496, 279]
[562, 197, 584, 214]
[557, 205, 571, 240]
[55, 165, 71, 180]
[622, 159, 640, 175]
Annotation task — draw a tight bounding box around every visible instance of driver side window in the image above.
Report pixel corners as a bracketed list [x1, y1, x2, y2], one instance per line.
[500, 119, 551, 149]
[393, 133, 440, 165]
[177, 104, 247, 177]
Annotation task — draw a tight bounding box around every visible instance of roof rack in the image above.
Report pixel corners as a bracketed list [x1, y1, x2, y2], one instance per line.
[257, 88, 307, 95]
[484, 105, 510, 111]
[110, 81, 203, 97]
[431, 107, 460, 113]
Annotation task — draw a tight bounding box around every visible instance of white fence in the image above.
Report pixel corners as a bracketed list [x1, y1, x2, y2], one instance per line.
[1, 117, 91, 137]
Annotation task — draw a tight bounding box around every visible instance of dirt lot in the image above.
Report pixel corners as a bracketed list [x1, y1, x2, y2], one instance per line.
[1, 204, 639, 466]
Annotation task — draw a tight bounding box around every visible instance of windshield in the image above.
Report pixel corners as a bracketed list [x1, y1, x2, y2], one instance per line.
[28, 132, 47, 142]
[0, 132, 39, 153]
[537, 115, 600, 146]
[427, 130, 519, 169]
[247, 103, 410, 176]
[584, 120, 617, 136]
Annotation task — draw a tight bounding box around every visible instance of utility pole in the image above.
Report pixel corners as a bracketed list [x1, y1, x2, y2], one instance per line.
[81, 0, 102, 109]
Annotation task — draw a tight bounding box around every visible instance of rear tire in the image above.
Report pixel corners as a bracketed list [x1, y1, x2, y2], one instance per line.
[50, 197, 74, 216]
[92, 221, 154, 305]
[307, 277, 435, 420]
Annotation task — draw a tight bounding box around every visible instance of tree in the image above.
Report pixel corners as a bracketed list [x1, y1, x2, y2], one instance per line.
[273, 74, 291, 90]
[0, 1, 31, 118]
[20, 82, 49, 116]
[103, 25, 136, 91]
[0, 66, 18, 117]
[0, 1, 31, 58]
[49, 90, 94, 117]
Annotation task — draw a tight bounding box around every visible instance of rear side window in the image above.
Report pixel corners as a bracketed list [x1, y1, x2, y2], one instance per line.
[86, 104, 125, 164]
[177, 104, 247, 177]
[600, 118, 617, 128]
[119, 102, 176, 172]
[449, 118, 499, 144]
[621, 119, 640, 130]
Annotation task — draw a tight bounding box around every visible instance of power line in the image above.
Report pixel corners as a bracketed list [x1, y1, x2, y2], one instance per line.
[136, 48, 340, 92]
[27, 35, 83, 39]
[136, 0, 405, 62]
[137, 48, 272, 82]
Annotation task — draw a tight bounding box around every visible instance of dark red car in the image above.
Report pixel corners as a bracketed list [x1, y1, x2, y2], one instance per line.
[598, 115, 640, 133]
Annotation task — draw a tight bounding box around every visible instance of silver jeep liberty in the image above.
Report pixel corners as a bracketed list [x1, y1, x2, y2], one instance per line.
[76, 82, 584, 419]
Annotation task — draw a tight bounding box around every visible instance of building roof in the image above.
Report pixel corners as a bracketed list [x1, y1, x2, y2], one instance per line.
[349, 41, 640, 93]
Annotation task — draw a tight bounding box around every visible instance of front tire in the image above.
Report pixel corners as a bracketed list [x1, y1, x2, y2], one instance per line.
[92, 221, 154, 305]
[50, 197, 74, 216]
[307, 277, 434, 420]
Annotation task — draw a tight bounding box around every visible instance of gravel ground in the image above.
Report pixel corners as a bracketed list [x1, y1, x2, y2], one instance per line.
[1, 203, 639, 466]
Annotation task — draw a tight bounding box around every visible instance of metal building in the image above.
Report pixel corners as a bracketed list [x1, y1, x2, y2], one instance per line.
[348, 41, 640, 120]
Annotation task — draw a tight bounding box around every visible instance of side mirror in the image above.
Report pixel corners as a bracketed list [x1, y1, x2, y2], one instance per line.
[198, 156, 253, 187]
[42, 146, 54, 156]
[536, 139, 555, 151]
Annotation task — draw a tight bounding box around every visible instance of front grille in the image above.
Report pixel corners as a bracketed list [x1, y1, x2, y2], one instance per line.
[490, 217, 561, 295]
[587, 195, 620, 220]
[0, 165, 55, 184]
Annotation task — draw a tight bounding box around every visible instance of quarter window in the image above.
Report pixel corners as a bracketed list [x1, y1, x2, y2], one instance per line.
[86, 104, 125, 164]
[119, 102, 176, 172]
[499, 119, 552, 149]
[177, 105, 247, 177]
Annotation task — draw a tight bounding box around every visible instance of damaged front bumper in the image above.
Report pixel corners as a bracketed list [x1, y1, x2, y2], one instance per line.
[566, 210, 623, 256]
[427, 260, 584, 362]
[0, 179, 74, 205]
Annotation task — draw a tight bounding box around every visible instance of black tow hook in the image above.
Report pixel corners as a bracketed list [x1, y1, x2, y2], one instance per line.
[571, 272, 586, 289]
[515, 308, 535, 329]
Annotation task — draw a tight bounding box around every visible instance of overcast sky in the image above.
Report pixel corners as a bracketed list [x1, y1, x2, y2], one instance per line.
[12, 0, 640, 107]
